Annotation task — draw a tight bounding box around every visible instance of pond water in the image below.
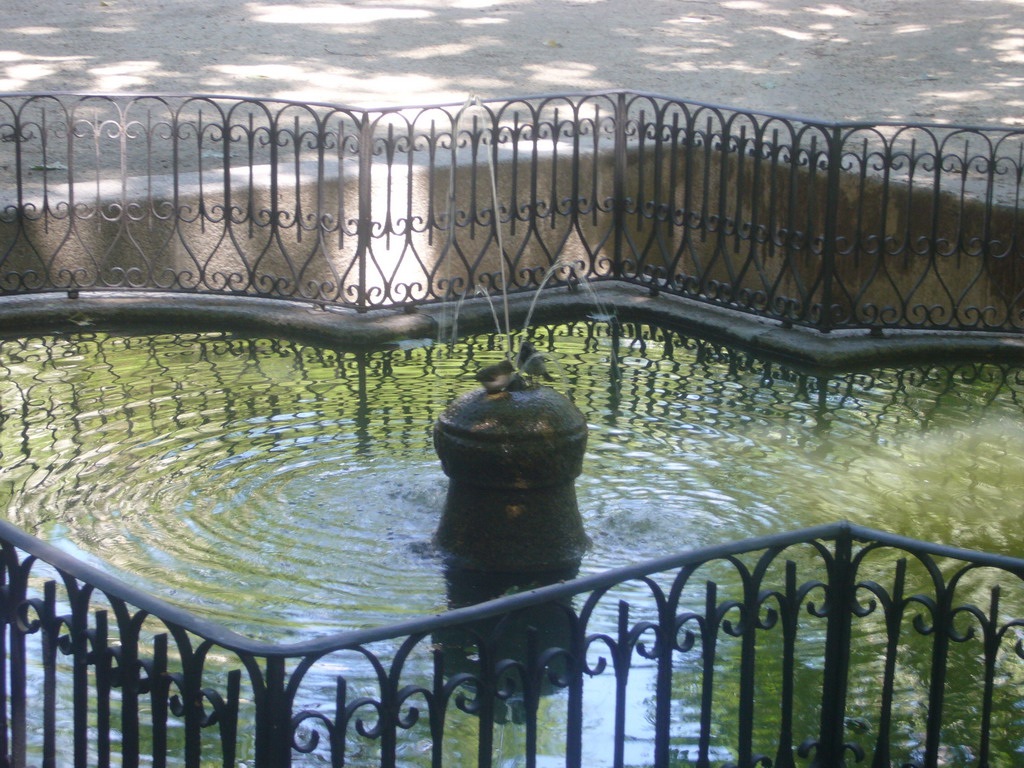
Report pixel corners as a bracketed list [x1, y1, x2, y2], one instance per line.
[2, 319, 1024, 641]
[2, 318, 1024, 766]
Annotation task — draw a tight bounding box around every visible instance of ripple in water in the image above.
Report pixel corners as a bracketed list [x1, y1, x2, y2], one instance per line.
[2, 323, 1024, 641]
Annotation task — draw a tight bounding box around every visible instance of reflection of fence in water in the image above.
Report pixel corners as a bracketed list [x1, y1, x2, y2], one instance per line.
[5, 324, 1024, 494]
[0, 93, 1021, 330]
[2, 326, 1024, 765]
[568, 318, 1024, 433]
[4, 323, 1024, 539]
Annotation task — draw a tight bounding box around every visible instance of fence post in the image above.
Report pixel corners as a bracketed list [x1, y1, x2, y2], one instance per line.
[254, 656, 292, 768]
[355, 112, 374, 313]
[612, 91, 628, 280]
[812, 524, 853, 767]
[818, 125, 843, 332]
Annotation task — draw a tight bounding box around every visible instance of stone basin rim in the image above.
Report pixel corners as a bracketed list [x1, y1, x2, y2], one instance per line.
[2, 284, 1024, 371]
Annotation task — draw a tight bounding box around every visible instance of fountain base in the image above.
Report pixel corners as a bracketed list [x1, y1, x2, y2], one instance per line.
[433, 386, 590, 572]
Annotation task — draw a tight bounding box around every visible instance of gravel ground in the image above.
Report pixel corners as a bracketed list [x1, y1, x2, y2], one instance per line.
[3, 0, 1023, 125]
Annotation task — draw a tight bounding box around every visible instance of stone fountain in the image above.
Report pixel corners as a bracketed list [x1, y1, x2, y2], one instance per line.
[433, 344, 590, 576]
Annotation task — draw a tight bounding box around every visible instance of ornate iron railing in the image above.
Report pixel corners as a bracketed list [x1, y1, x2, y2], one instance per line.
[0, 91, 1021, 332]
[1, 519, 1024, 767]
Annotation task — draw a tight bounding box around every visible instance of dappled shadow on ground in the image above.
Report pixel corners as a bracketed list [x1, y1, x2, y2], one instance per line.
[1, 0, 1022, 124]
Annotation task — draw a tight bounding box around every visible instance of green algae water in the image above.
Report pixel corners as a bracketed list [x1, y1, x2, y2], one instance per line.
[2, 318, 1024, 766]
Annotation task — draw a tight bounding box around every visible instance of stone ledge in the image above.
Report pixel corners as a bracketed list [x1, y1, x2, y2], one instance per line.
[2, 286, 1024, 370]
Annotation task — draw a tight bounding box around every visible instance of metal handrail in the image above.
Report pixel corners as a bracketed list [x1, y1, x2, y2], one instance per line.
[3, 510, 1024, 766]
[0, 90, 1020, 331]
[6, 513, 1024, 655]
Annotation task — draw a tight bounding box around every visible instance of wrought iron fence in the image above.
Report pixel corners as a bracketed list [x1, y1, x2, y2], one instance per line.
[0, 91, 1021, 331]
[1, 518, 1024, 767]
